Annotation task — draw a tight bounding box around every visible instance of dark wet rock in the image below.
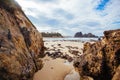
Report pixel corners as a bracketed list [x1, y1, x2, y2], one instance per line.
[7, 29, 12, 40]
[58, 44, 61, 46]
[44, 46, 48, 50]
[45, 52, 51, 56]
[51, 45, 54, 47]
[67, 56, 73, 62]
[57, 49, 61, 52]
[66, 46, 72, 49]
[0, 0, 44, 80]
[20, 27, 31, 47]
[81, 76, 94, 80]
[62, 54, 73, 62]
[73, 47, 78, 49]
[74, 29, 120, 80]
[62, 54, 69, 59]
[46, 50, 73, 62]
[69, 50, 80, 56]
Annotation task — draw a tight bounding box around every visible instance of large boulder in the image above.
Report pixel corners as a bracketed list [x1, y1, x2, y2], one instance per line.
[74, 29, 120, 80]
[0, 0, 44, 80]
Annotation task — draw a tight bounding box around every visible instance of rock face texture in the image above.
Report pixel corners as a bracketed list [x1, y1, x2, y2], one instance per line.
[0, 0, 44, 80]
[74, 29, 120, 80]
[112, 65, 120, 80]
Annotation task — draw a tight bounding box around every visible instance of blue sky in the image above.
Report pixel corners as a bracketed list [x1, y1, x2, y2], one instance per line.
[96, 0, 110, 10]
[16, 0, 120, 36]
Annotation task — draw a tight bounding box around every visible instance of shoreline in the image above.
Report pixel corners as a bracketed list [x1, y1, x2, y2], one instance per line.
[34, 40, 85, 80]
[34, 38, 97, 80]
[43, 37, 98, 43]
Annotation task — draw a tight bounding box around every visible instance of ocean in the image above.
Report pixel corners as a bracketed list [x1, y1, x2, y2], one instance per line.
[43, 37, 98, 42]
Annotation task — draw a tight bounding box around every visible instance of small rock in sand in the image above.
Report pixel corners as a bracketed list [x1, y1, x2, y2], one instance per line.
[51, 67, 53, 69]
[58, 44, 61, 46]
[64, 69, 80, 80]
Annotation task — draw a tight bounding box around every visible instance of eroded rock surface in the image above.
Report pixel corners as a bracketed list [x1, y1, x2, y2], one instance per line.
[74, 29, 120, 80]
[112, 65, 120, 80]
[0, 0, 44, 80]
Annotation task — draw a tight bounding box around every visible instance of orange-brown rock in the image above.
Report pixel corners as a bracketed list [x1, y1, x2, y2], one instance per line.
[0, 0, 44, 80]
[74, 29, 120, 80]
[112, 65, 120, 80]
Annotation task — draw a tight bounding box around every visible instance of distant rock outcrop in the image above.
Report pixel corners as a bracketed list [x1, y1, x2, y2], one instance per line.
[0, 0, 44, 80]
[74, 32, 98, 38]
[41, 32, 63, 37]
[74, 29, 120, 80]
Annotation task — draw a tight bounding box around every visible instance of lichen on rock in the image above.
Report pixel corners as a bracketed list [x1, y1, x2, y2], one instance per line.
[0, 0, 44, 80]
[74, 29, 120, 80]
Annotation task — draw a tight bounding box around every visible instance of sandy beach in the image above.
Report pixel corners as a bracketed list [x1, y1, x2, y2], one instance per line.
[33, 40, 85, 80]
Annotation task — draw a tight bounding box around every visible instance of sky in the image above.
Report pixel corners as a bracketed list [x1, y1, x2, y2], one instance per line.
[15, 0, 120, 36]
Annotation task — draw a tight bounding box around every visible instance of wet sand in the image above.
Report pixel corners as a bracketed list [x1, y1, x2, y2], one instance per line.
[33, 41, 84, 80]
[34, 57, 74, 80]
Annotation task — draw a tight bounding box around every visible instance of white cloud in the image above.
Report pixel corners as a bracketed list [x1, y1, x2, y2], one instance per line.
[16, 0, 120, 36]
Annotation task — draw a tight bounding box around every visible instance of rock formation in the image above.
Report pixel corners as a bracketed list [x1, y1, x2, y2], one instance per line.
[0, 0, 44, 80]
[41, 32, 63, 37]
[74, 32, 98, 38]
[74, 29, 120, 80]
[74, 32, 83, 37]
